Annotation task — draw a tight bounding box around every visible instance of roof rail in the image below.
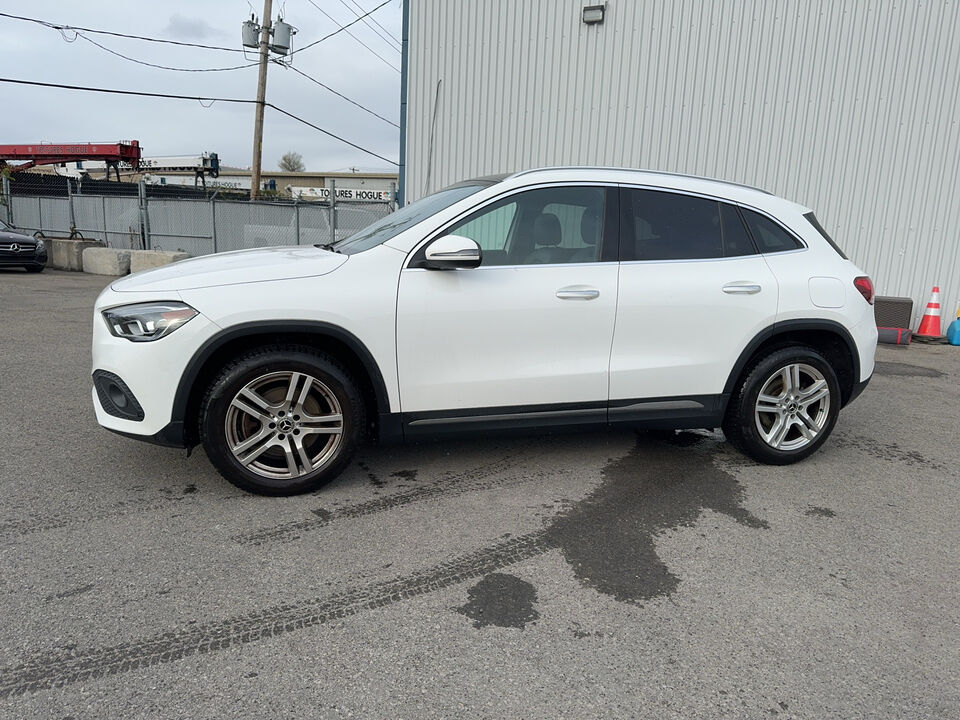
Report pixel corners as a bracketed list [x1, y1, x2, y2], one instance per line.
[507, 166, 773, 195]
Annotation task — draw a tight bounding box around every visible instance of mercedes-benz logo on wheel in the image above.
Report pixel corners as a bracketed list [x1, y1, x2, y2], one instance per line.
[9, 243, 19, 253]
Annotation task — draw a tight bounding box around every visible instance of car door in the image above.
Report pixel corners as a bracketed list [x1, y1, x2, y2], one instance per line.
[609, 186, 779, 420]
[396, 184, 619, 428]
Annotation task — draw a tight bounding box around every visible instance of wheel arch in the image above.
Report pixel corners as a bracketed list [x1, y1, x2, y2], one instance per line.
[174, 321, 392, 447]
[722, 319, 860, 412]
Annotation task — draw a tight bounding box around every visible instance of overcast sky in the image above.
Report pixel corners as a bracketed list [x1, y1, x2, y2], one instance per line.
[0, 0, 402, 172]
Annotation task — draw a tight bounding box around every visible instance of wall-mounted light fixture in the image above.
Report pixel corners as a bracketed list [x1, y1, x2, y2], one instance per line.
[582, 3, 606, 25]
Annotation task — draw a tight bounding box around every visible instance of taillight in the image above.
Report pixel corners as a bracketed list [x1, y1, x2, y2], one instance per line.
[854, 276, 874, 305]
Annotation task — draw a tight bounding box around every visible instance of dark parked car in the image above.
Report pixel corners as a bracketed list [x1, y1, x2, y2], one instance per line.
[0, 218, 46, 272]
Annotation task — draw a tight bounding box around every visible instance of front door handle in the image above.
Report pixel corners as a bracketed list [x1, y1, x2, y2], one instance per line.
[722, 282, 762, 295]
[556, 286, 600, 300]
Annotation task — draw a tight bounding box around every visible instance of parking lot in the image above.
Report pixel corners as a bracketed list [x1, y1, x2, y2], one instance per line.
[1, 268, 958, 718]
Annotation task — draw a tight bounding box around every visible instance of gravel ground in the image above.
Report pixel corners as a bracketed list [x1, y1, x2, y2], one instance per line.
[1, 268, 958, 719]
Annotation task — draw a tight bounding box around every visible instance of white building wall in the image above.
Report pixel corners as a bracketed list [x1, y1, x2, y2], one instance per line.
[404, 0, 960, 330]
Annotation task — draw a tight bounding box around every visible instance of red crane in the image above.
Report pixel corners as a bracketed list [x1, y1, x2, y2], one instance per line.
[0, 141, 141, 180]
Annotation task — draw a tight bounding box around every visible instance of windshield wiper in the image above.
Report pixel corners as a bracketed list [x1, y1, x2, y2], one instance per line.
[314, 242, 341, 253]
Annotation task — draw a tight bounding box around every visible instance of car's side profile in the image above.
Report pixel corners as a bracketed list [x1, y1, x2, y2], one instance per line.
[91, 168, 877, 495]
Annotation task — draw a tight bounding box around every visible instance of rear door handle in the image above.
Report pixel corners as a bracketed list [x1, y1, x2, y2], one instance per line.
[722, 282, 762, 295]
[556, 286, 600, 300]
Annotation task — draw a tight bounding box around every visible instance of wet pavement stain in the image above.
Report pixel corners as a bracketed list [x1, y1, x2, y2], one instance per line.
[874, 360, 945, 378]
[457, 573, 540, 629]
[390, 469, 419, 481]
[545, 432, 768, 604]
[357, 460, 386, 488]
[805, 506, 836, 518]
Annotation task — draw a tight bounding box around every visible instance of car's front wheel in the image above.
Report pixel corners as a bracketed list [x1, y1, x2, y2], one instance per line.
[722, 346, 841, 465]
[200, 345, 365, 495]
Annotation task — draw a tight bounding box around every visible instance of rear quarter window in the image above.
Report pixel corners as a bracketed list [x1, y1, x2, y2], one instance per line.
[740, 208, 804, 253]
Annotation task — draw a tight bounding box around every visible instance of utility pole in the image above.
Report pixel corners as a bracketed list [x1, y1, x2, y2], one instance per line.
[250, 0, 273, 199]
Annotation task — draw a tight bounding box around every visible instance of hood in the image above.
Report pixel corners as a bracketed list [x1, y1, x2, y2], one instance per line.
[111, 245, 347, 293]
[0, 229, 34, 244]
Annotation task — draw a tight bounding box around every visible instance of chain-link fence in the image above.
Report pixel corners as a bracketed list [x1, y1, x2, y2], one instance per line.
[1, 173, 395, 255]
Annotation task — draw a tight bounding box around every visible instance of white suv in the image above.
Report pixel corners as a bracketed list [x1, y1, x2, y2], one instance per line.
[92, 168, 877, 495]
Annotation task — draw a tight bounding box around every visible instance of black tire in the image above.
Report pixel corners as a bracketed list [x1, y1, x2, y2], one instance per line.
[200, 344, 365, 495]
[25, 265, 44, 273]
[722, 345, 841, 465]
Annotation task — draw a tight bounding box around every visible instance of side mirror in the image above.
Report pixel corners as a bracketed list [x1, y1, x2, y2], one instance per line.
[423, 235, 482, 270]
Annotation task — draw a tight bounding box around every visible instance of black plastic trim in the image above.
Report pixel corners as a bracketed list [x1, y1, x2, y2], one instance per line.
[846, 374, 871, 405]
[104, 421, 185, 448]
[402, 395, 725, 438]
[93, 370, 145, 421]
[403, 400, 606, 437]
[721, 319, 861, 407]
[170, 320, 391, 433]
[608, 394, 725, 428]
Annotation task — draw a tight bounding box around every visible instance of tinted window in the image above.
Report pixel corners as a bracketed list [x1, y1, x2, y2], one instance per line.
[622, 189, 723, 260]
[447, 186, 606, 266]
[720, 203, 757, 257]
[334, 183, 486, 254]
[741, 208, 803, 253]
[804, 211, 847, 258]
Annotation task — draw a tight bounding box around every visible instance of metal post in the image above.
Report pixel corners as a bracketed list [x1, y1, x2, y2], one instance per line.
[138, 179, 151, 250]
[294, 200, 300, 245]
[389, 181, 397, 212]
[211, 197, 218, 254]
[328, 179, 336, 244]
[250, 0, 273, 200]
[101, 195, 108, 247]
[66, 178, 77, 235]
[1, 175, 12, 225]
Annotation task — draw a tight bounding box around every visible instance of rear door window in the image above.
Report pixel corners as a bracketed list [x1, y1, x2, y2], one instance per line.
[620, 189, 723, 261]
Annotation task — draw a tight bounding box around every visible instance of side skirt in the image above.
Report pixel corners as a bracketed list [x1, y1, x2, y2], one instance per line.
[390, 395, 725, 441]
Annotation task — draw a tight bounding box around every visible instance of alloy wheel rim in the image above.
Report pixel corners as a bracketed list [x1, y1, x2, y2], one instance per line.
[754, 363, 831, 451]
[225, 371, 343, 480]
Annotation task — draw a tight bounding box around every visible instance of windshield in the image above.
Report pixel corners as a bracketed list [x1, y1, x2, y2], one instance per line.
[333, 184, 487, 254]
[0, 217, 10, 231]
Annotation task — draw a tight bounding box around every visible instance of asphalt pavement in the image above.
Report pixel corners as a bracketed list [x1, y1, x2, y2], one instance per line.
[1, 268, 958, 718]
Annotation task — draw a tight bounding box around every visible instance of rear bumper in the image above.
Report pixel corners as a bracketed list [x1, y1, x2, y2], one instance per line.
[846, 373, 872, 406]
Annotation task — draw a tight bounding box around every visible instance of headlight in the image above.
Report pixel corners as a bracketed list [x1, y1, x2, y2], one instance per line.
[34, 238, 45, 252]
[102, 302, 198, 342]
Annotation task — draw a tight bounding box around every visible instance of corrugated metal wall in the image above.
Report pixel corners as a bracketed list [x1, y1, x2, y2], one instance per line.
[405, 0, 960, 329]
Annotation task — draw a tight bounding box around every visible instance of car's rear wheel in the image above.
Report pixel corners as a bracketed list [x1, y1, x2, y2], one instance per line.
[200, 345, 365, 495]
[722, 346, 840, 465]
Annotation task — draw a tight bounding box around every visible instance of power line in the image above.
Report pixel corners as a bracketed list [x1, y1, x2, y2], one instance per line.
[0, 11, 246, 53]
[342, 0, 401, 46]
[335, 0, 401, 51]
[77, 33, 257, 72]
[0, 77, 399, 166]
[295, 0, 399, 72]
[280, 62, 399, 129]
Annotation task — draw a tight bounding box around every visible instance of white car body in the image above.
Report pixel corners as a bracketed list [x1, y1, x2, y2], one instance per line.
[92, 167, 876, 460]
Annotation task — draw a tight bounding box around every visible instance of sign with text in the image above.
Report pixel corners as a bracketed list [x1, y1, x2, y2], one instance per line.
[291, 186, 393, 203]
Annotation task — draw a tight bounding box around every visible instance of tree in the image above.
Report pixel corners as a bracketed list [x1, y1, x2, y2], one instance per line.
[278, 152, 305, 172]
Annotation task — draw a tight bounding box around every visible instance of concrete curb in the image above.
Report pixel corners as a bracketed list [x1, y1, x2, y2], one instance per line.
[47, 238, 100, 271]
[129, 250, 191, 274]
[82, 247, 131, 276]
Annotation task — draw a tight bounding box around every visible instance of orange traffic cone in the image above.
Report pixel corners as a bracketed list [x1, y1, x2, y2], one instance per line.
[916, 286, 943, 337]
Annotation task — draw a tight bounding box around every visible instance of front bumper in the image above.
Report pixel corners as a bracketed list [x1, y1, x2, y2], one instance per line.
[92, 290, 221, 440]
[0, 251, 46, 267]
